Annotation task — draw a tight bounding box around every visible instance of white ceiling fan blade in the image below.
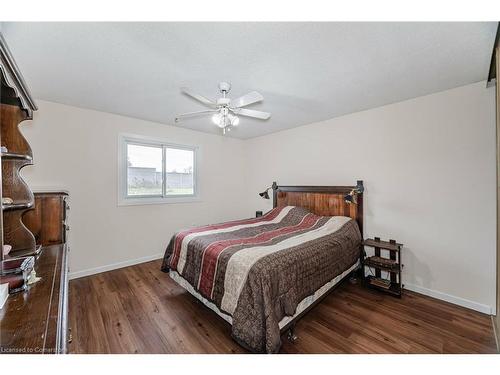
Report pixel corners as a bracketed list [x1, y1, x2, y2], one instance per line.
[231, 91, 264, 108]
[175, 110, 218, 122]
[231, 108, 271, 120]
[181, 87, 217, 108]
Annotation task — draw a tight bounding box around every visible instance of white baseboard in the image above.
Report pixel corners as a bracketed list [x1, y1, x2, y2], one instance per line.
[405, 282, 493, 315]
[69, 253, 164, 280]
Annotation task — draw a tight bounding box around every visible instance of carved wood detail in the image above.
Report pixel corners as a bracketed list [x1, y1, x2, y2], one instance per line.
[1, 34, 38, 261]
[2, 209, 36, 252]
[2, 158, 34, 204]
[0, 104, 32, 156]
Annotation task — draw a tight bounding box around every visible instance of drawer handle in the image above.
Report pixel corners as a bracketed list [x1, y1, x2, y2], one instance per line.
[68, 328, 73, 344]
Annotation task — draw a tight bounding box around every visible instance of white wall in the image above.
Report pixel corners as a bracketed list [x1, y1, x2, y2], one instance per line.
[243, 81, 497, 314]
[20, 100, 249, 278]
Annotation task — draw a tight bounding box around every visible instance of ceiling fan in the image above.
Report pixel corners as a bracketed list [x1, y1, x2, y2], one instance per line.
[175, 82, 271, 135]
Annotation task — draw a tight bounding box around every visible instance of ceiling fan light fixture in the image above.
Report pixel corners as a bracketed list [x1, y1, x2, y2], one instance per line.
[175, 82, 271, 134]
[212, 113, 227, 128]
[211, 113, 221, 125]
[230, 115, 240, 126]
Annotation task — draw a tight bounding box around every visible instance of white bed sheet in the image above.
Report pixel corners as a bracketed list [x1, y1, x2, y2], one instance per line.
[169, 259, 360, 330]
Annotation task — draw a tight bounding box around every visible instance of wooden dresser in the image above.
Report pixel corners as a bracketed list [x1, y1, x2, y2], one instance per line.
[0, 245, 69, 353]
[24, 192, 69, 247]
[0, 34, 70, 354]
[0, 191, 69, 354]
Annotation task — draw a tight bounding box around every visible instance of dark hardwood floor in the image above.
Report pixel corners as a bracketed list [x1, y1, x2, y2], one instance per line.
[69, 259, 498, 354]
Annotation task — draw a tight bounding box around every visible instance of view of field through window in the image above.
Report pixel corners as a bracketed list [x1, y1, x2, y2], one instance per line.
[127, 143, 194, 196]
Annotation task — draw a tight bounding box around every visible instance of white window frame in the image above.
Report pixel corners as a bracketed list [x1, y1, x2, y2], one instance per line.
[118, 133, 200, 206]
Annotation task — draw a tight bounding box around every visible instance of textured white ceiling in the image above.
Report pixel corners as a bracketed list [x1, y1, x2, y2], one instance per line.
[2, 22, 497, 138]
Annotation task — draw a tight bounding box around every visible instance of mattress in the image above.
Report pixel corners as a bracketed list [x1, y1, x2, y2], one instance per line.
[161, 205, 362, 352]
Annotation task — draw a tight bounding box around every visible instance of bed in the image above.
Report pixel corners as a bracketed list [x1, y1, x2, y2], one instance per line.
[161, 182, 364, 353]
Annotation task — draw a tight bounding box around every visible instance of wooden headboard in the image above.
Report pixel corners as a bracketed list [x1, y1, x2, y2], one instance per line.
[273, 181, 363, 234]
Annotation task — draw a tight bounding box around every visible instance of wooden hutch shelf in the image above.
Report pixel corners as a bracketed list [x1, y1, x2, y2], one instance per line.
[1, 152, 32, 161]
[2, 202, 34, 211]
[1, 52, 37, 256]
[0, 32, 69, 354]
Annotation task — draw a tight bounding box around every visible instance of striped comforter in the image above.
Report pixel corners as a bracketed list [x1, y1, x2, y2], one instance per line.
[161, 206, 361, 353]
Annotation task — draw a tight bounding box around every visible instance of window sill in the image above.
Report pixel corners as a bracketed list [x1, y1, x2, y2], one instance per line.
[118, 196, 201, 206]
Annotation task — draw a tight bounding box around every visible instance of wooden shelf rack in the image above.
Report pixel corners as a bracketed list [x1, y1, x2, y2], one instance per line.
[362, 237, 403, 297]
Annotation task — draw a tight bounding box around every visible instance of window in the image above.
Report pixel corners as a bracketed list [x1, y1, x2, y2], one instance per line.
[119, 135, 198, 205]
[127, 143, 163, 196]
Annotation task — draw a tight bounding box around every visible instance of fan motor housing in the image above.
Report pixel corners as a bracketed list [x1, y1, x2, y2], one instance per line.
[217, 97, 231, 106]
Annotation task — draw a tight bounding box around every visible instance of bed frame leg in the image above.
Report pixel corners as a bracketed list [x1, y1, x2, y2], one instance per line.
[287, 324, 298, 342]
